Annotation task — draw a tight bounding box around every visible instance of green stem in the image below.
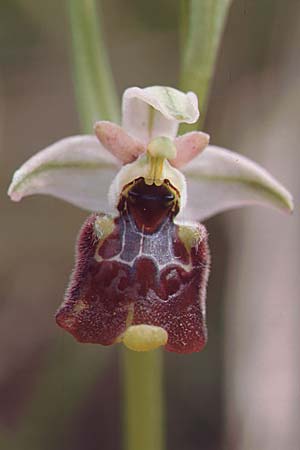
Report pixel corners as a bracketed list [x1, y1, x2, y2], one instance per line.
[68, 0, 120, 131]
[123, 349, 165, 450]
[180, 0, 233, 129]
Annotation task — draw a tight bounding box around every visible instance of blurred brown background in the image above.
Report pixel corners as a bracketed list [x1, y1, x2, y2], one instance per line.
[0, 1, 299, 449]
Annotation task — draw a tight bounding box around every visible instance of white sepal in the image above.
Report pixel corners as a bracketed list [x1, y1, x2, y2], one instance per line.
[182, 145, 294, 221]
[8, 135, 119, 212]
[122, 86, 199, 144]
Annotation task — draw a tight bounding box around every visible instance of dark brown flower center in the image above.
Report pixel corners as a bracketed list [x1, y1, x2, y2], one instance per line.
[118, 177, 180, 233]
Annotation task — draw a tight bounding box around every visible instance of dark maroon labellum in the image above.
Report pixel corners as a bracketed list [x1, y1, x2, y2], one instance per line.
[56, 178, 210, 354]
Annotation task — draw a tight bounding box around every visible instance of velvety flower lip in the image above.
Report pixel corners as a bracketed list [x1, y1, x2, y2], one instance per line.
[8, 85, 293, 219]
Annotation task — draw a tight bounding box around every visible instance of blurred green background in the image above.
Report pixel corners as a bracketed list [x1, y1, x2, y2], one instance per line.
[1, 1, 299, 449]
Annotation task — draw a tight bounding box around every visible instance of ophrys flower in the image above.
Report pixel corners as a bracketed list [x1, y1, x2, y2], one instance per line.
[8, 86, 293, 353]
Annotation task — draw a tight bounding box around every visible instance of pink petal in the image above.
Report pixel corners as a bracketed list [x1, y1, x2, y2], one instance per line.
[94, 121, 145, 164]
[171, 131, 210, 168]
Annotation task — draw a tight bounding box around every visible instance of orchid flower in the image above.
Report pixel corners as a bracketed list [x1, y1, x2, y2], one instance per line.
[8, 86, 293, 354]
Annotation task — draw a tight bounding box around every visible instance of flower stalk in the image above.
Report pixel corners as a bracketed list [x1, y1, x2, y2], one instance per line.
[123, 349, 165, 450]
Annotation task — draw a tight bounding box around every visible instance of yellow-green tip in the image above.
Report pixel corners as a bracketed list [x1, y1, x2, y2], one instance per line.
[123, 325, 168, 352]
[145, 137, 177, 186]
[147, 137, 177, 160]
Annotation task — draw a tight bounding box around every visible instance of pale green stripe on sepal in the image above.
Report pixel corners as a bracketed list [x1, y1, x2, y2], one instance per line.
[8, 135, 119, 212]
[182, 145, 293, 220]
[9, 161, 113, 199]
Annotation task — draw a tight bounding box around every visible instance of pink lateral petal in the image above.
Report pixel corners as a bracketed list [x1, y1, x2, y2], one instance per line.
[170, 131, 210, 168]
[94, 121, 145, 164]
